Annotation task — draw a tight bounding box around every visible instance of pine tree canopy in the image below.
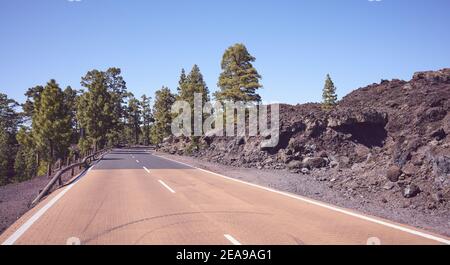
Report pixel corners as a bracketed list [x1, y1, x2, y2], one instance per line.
[178, 65, 210, 105]
[0, 93, 20, 184]
[152, 87, 175, 144]
[322, 74, 338, 110]
[140, 94, 153, 146]
[214, 43, 262, 102]
[127, 96, 142, 145]
[32, 79, 72, 162]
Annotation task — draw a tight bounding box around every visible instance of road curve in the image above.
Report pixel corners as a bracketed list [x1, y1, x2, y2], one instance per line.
[1, 149, 449, 245]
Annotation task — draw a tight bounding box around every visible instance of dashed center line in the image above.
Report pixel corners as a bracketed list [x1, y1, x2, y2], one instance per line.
[136, 160, 140, 163]
[158, 180, 176, 193]
[224, 234, 242, 245]
[143, 166, 150, 173]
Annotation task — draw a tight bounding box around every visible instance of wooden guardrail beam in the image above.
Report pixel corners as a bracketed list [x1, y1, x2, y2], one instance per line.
[30, 148, 110, 208]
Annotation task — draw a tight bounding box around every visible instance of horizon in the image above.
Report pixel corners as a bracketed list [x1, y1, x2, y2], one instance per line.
[1, 0, 450, 105]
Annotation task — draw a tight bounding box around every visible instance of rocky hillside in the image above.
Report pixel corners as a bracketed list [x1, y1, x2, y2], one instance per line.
[160, 69, 450, 215]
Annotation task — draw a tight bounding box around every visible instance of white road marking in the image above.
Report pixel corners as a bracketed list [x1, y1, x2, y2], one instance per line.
[1, 165, 95, 245]
[136, 160, 140, 163]
[66, 236, 81, 245]
[153, 154, 450, 245]
[143, 166, 150, 173]
[158, 180, 176, 193]
[224, 234, 242, 245]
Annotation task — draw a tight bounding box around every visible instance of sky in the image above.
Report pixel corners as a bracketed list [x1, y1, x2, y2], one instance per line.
[0, 0, 449, 105]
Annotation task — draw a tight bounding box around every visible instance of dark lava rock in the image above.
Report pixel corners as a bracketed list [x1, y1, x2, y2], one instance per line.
[159, 68, 450, 214]
[430, 128, 447, 141]
[301, 168, 310, 175]
[432, 192, 444, 203]
[403, 184, 421, 198]
[287, 160, 303, 170]
[386, 166, 402, 182]
[435, 156, 450, 175]
[303, 157, 327, 169]
[383, 182, 395, 190]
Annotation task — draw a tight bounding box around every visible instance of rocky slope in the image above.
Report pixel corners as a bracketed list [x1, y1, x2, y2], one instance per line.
[160, 69, 450, 216]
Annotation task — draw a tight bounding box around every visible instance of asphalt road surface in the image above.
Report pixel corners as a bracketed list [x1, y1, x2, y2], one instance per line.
[1, 149, 449, 245]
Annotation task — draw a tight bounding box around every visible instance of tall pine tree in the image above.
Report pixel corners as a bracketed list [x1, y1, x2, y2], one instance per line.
[0, 93, 19, 185]
[214, 43, 262, 102]
[322, 74, 338, 111]
[78, 70, 114, 151]
[177, 65, 210, 146]
[127, 96, 142, 145]
[140, 94, 153, 146]
[105, 68, 128, 146]
[0, 126, 10, 185]
[151, 87, 175, 144]
[14, 127, 37, 181]
[32, 80, 72, 174]
[63, 86, 79, 148]
[23, 85, 44, 122]
[177, 69, 187, 95]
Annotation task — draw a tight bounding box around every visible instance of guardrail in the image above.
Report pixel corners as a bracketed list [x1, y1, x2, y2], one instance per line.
[30, 148, 110, 208]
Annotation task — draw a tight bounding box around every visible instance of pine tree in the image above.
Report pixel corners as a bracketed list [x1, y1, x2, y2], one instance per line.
[214, 43, 262, 102]
[178, 65, 210, 104]
[0, 125, 10, 185]
[177, 65, 210, 146]
[78, 68, 128, 149]
[140, 94, 153, 146]
[23, 85, 44, 121]
[0, 93, 19, 133]
[322, 74, 338, 111]
[177, 69, 187, 95]
[79, 70, 114, 151]
[0, 93, 19, 185]
[127, 96, 142, 145]
[152, 87, 175, 144]
[63, 86, 79, 146]
[14, 127, 37, 181]
[33, 80, 72, 173]
[105, 68, 128, 146]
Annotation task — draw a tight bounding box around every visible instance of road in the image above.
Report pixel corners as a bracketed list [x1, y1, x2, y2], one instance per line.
[1, 149, 449, 245]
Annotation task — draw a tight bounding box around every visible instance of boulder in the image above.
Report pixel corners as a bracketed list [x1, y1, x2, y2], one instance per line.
[301, 168, 310, 175]
[435, 156, 450, 175]
[386, 166, 402, 182]
[302, 157, 327, 169]
[412, 69, 450, 83]
[329, 161, 339, 168]
[430, 128, 447, 141]
[403, 184, 420, 198]
[432, 192, 444, 203]
[287, 160, 303, 170]
[383, 182, 395, 190]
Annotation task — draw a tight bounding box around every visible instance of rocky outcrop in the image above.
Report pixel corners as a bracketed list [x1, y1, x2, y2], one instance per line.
[160, 69, 450, 215]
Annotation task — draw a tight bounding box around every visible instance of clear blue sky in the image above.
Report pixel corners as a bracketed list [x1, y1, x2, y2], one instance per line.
[1, 0, 449, 105]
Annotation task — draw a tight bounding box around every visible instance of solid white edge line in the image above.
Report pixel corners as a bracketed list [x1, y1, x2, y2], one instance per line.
[143, 166, 150, 173]
[153, 154, 450, 245]
[1, 163, 97, 245]
[158, 180, 176, 193]
[224, 234, 242, 245]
